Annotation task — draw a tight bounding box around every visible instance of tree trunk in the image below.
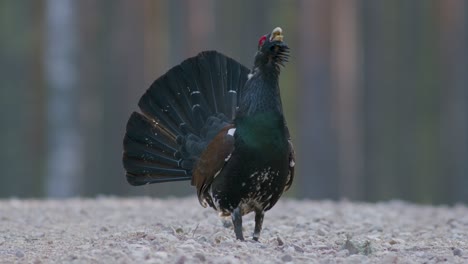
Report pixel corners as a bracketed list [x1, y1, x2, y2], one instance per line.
[297, 0, 339, 199]
[44, 0, 82, 197]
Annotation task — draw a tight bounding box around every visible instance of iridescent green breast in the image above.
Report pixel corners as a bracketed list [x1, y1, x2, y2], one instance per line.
[235, 112, 288, 155]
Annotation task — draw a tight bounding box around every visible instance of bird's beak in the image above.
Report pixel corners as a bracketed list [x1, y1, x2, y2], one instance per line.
[270, 27, 284, 42]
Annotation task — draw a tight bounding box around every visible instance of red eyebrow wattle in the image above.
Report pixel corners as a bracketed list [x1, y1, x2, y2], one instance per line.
[258, 35, 267, 48]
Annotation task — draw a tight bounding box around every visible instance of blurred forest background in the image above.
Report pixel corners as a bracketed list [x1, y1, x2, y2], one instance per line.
[0, 0, 467, 204]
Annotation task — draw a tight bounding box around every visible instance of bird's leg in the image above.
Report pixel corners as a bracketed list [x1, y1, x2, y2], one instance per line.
[231, 207, 244, 241]
[253, 210, 264, 241]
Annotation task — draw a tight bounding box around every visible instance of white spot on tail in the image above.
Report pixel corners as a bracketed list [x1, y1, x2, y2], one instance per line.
[248, 73, 254, 79]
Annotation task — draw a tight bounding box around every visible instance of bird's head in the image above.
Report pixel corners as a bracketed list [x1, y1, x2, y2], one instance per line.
[254, 27, 290, 74]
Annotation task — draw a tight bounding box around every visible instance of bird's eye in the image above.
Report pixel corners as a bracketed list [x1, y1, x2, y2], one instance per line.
[258, 35, 267, 49]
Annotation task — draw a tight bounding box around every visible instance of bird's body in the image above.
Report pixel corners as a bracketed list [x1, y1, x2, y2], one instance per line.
[123, 27, 294, 241]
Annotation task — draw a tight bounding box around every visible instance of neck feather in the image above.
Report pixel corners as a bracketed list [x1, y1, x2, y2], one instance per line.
[236, 72, 283, 118]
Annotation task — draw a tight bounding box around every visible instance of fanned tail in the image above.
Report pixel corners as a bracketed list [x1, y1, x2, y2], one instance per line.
[123, 51, 250, 185]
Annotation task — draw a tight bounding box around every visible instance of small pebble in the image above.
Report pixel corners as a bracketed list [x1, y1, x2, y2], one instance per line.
[362, 241, 372, 255]
[257, 243, 268, 249]
[100, 226, 109, 232]
[336, 249, 350, 257]
[342, 239, 359, 255]
[221, 219, 232, 228]
[453, 248, 462, 256]
[281, 254, 293, 262]
[175, 255, 186, 264]
[285, 246, 295, 254]
[194, 252, 206, 262]
[293, 244, 304, 253]
[381, 253, 398, 264]
[347, 254, 368, 264]
[154, 251, 168, 258]
[34, 232, 45, 238]
[145, 234, 156, 241]
[316, 228, 327, 236]
[276, 236, 284, 246]
[136, 231, 146, 237]
[15, 250, 24, 258]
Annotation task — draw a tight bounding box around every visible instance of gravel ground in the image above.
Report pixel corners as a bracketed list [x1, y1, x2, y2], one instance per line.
[0, 197, 467, 264]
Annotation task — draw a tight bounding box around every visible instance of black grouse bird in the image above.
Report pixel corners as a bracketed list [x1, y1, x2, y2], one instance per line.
[123, 27, 295, 241]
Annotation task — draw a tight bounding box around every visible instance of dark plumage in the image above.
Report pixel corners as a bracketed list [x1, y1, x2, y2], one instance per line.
[123, 27, 295, 241]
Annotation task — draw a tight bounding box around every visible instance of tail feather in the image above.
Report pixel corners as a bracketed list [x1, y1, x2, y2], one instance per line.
[178, 58, 215, 126]
[124, 112, 191, 185]
[226, 57, 245, 119]
[139, 85, 184, 138]
[125, 112, 177, 154]
[124, 137, 178, 168]
[164, 70, 198, 132]
[124, 159, 188, 177]
[123, 51, 250, 185]
[197, 53, 223, 114]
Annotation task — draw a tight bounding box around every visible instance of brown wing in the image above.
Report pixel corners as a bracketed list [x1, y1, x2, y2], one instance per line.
[192, 124, 235, 207]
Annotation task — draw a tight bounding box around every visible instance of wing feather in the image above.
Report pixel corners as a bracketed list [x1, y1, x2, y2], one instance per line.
[192, 125, 235, 206]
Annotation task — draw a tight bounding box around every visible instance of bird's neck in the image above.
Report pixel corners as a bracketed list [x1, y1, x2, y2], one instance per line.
[234, 71, 287, 151]
[236, 70, 283, 118]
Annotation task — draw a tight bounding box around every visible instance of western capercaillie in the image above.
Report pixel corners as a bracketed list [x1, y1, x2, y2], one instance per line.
[123, 27, 295, 241]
